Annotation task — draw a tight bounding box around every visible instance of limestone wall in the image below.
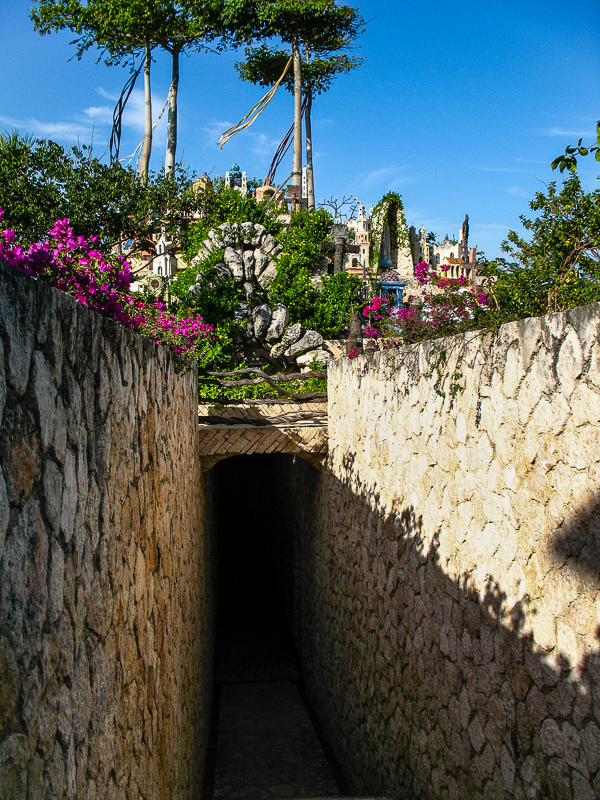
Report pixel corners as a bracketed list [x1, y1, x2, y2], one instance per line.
[301, 305, 600, 799]
[0, 262, 212, 799]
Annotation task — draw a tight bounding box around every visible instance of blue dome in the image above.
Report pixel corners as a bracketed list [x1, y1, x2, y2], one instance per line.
[378, 270, 401, 283]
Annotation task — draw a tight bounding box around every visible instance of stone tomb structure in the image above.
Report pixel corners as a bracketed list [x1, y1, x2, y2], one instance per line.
[1, 258, 599, 799]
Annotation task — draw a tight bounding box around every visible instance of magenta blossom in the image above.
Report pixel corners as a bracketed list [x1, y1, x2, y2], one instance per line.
[0, 210, 215, 367]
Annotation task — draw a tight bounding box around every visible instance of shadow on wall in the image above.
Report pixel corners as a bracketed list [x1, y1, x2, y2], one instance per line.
[292, 460, 600, 800]
[552, 489, 600, 582]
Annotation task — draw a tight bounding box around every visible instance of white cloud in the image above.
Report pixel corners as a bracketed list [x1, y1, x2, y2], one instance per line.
[203, 118, 234, 146]
[118, 88, 168, 144]
[246, 130, 281, 158]
[0, 83, 169, 150]
[0, 113, 95, 142]
[537, 126, 594, 138]
[389, 174, 418, 190]
[506, 185, 530, 197]
[97, 86, 118, 101]
[84, 105, 113, 124]
[357, 166, 407, 189]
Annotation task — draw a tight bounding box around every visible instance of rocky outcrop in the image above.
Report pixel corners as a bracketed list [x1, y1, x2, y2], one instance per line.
[189, 222, 330, 371]
[252, 304, 271, 342]
[266, 304, 290, 343]
[285, 330, 324, 358]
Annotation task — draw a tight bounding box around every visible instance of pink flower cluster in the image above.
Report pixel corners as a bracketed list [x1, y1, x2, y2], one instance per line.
[362, 295, 391, 341]
[141, 302, 214, 356]
[351, 261, 495, 351]
[0, 211, 214, 364]
[414, 260, 432, 284]
[362, 295, 388, 321]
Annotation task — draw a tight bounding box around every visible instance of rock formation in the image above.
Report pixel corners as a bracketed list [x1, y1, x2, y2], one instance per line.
[189, 222, 331, 371]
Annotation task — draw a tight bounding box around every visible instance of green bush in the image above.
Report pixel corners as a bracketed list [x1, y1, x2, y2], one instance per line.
[0, 133, 201, 252]
[170, 247, 245, 371]
[483, 175, 600, 318]
[198, 373, 327, 402]
[309, 271, 362, 336]
[182, 186, 282, 264]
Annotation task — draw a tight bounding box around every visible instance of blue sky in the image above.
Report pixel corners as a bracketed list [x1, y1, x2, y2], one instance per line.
[1, 0, 599, 258]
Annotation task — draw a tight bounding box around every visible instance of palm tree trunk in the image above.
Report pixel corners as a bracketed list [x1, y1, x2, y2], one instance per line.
[165, 46, 180, 176]
[139, 39, 153, 184]
[305, 84, 315, 211]
[291, 35, 303, 192]
[305, 46, 315, 211]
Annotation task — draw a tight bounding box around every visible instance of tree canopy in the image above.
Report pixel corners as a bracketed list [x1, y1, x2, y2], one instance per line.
[236, 44, 363, 94]
[0, 133, 202, 255]
[31, 0, 232, 177]
[232, 0, 363, 206]
[482, 175, 600, 317]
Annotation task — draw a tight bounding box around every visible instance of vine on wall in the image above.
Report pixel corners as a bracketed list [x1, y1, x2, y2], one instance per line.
[369, 191, 411, 275]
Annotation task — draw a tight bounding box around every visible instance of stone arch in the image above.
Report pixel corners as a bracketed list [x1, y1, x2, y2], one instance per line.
[198, 402, 328, 473]
[201, 450, 325, 473]
[370, 192, 413, 278]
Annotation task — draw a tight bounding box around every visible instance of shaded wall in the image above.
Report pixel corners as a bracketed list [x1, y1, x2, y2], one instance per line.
[0, 262, 212, 799]
[299, 305, 600, 799]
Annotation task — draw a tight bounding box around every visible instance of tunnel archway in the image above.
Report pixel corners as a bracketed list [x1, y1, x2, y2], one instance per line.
[203, 453, 345, 800]
[207, 452, 319, 683]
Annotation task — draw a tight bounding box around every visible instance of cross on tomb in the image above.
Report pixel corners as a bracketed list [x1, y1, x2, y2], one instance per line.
[319, 224, 361, 275]
[285, 184, 308, 212]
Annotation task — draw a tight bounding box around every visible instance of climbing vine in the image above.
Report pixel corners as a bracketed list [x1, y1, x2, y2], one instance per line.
[369, 191, 410, 275]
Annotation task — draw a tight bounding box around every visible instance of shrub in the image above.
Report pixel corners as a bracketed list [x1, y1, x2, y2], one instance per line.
[0, 211, 215, 368]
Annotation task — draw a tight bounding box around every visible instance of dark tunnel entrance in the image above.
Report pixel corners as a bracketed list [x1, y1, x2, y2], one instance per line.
[203, 452, 347, 799]
[210, 453, 303, 684]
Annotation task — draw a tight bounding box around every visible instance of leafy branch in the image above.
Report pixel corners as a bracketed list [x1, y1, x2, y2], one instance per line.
[551, 120, 600, 174]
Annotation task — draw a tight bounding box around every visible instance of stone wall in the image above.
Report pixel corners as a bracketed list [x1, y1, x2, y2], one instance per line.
[299, 305, 600, 799]
[0, 262, 212, 799]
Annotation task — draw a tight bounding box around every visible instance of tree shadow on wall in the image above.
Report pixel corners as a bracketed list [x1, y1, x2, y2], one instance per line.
[298, 464, 600, 800]
[552, 490, 600, 583]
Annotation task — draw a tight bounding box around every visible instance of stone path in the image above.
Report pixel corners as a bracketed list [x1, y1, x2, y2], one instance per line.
[211, 680, 341, 800]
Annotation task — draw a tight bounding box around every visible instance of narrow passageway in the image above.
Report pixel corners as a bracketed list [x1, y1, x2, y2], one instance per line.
[205, 454, 343, 800]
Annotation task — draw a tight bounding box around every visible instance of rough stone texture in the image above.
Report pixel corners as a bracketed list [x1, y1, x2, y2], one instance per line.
[254, 252, 271, 278]
[218, 222, 241, 248]
[285, 330, 324, 358]
[224, 246, 244, 281]
[296, 349, 332, 369]
[252, 304, 272, 342]
[282, 324, 304, 349]
[251, 223, 266, 247]
[243, 250, 256, 282]
[298, 305, 600, 800]
[259, 234, 280, 256]
[256, 261, 278, 291]
[0, 262, 213, 800]
[266, 304, 290, 344]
